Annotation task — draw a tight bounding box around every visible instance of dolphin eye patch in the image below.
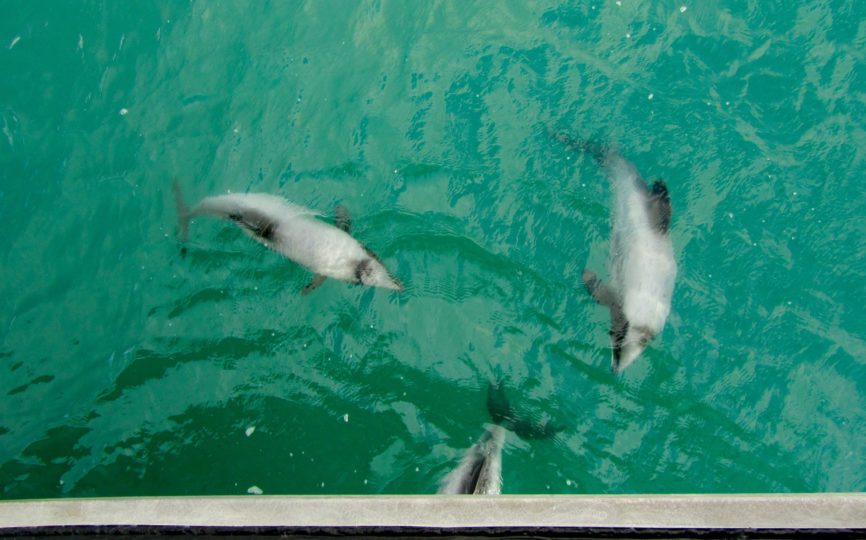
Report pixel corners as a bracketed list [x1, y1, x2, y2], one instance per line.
[354, 259, 372, 283]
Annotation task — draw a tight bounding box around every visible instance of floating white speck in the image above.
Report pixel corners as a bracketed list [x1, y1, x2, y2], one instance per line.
[616, 0, 621, 5]
[321, 482, 325, 488]
[247, 486, 263, 495]
[77, 34, 84, 50]
[680, 5, 687, 12]
[647, 93, 654, 100]
[119, 108, 129, 116]
[364, 479, 368, 485]
[245, 426, 255, 437]
[566, 479, 573, 486]
[626, 33, 631, 38]
[233, 127, 239, 133]
[343, 414, 349, 422]
[3, 119, 13, 147]
[8, 36, 20, 49]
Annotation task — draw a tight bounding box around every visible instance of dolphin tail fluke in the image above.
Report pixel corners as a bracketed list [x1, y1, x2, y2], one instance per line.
[549, 130, 606, 163]
[172, 178, 191, 243]
[486, 380, 562, 440]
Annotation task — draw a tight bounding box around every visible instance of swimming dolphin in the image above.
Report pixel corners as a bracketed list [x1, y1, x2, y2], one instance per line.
[173, 181, 402, 293]
[557, 135, 677, 373]
[437, 381, 562, 495]
[437, 423, 506, 495]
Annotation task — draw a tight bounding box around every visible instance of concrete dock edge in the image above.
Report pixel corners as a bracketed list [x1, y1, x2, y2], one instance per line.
[0, 493, 865, 536]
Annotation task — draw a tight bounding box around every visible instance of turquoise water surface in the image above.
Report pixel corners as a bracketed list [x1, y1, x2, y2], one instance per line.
[2, 1, 866, 498]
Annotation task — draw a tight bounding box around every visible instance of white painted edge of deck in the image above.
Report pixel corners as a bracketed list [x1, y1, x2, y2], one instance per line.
[1, 493, 865, 530]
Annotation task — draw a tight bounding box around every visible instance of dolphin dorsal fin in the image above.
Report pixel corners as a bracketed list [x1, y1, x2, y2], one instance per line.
[648, 180, 672, 234]
[335, 204, 352, 233]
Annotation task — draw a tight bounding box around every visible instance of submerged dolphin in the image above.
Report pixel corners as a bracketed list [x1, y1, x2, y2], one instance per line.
[173, 181, 402, 293]
[585, 145, 676, 372]
[437, 423, 506, 495]
[437, 381, 562, 495]
[557, 135, 677, 373]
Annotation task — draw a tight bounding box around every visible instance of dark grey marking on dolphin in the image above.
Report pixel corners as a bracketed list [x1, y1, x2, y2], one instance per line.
[228, 209, 279, 242]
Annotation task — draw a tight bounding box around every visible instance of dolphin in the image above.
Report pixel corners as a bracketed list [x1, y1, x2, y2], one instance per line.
[567, 139, 677, 373]
[437, 423, 506, 495]
[437, 381, 562, 495]
[173, 181, 402, 293]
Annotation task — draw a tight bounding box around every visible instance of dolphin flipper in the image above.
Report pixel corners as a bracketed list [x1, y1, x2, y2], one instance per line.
[648, 180, 672, 234]
[335, 205, 351, 233]
[582, 269, 618, 307]
[301, 274, 327, 295]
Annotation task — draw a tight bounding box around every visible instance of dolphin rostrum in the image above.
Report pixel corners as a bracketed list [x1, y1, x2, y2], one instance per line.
[173, 181, 402, 293]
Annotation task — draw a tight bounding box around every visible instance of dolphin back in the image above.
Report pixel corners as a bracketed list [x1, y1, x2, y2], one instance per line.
[191, 193, 319, 221]
[437, 425, 505, 495]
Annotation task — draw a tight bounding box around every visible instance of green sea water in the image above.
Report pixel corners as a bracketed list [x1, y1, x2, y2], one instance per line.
[2, 1, 865, 498]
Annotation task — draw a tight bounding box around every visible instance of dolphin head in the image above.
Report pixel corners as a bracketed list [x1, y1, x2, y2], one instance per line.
[611, 323, 654, 373]
[354, 256, 403, 291]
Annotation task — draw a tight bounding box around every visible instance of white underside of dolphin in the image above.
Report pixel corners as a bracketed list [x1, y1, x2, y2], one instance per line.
[173, 182, 402, 293]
